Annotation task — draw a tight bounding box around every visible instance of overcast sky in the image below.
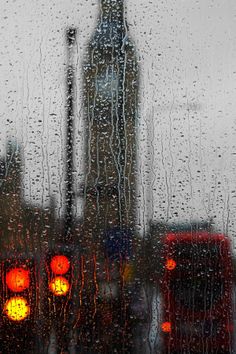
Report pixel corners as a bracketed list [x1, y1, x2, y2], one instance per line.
[1, 0, 236, 242]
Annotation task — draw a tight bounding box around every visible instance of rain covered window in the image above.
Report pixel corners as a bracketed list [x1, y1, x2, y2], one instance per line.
[0, 0, 236, 353]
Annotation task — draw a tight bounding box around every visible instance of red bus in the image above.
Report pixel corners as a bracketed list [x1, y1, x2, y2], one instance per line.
[160, 230, 234, 354]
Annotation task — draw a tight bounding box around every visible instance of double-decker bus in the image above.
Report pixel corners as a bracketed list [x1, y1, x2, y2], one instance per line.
[160, 228, 234, 354]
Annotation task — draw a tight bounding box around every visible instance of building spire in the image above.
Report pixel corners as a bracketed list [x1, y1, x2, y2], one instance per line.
[100, 0, 124, 21]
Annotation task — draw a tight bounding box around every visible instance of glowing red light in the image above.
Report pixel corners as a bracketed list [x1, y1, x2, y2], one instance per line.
[161, 321, 171, 332]
[6, 267, 30, 292]
[165, 258, 176, 271]
[50, 255, 70, 275]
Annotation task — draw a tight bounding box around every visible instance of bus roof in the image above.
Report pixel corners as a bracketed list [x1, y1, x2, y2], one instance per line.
[165, 231, 229, 243]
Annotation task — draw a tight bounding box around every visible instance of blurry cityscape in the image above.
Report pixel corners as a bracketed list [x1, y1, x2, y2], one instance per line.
[0, 0, 235, 353]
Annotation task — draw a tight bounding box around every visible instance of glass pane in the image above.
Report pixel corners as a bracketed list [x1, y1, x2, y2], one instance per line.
[0, 0, 235, 353]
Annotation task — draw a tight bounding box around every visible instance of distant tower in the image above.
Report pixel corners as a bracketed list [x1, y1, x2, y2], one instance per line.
[83, 0, 139, 255]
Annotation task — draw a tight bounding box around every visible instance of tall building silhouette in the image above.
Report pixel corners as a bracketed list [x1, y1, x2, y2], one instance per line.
[79, 0, 139, 351]
[83, 0, 139, 256]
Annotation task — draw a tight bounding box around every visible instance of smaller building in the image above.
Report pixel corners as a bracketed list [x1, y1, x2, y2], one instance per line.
[0, 141, 55, 255]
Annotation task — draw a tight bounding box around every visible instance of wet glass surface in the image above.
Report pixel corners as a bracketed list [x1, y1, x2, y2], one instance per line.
[0, 0, 236, 353]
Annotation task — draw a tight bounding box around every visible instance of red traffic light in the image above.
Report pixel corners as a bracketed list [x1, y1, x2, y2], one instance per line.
[6, 267, 30, 292]
[161, 321, 172, 333]
[50, 255, 70, 275]
[165, 259, 176, 271]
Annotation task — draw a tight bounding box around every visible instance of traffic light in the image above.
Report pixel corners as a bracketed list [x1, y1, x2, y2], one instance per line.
[1, 256, 38, 353]
[165, 258, 176, 271]
[45, 249, 77, 352]
[48, 254, 72, 298]
[3, 257, 36, 323]
[161, 321, 172, 333]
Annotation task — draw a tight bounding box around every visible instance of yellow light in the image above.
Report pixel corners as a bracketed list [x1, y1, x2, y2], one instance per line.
[123, 263, 134, 283]
[49, 276, 70, 296]
[4, 297, 30, 322]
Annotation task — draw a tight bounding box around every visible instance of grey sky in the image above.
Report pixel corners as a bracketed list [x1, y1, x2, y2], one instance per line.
[1, 0, 236, 241]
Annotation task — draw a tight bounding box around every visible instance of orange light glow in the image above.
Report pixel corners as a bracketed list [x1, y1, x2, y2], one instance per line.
[165, 259, 176, 271]
[161, 321, 171, 333]
[50, 255, 70, 275]
[6, 267, 30, 292]
[49, 276, 70, 296]
[123, 263, 134, 283]
[4, 297, 30, 321]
